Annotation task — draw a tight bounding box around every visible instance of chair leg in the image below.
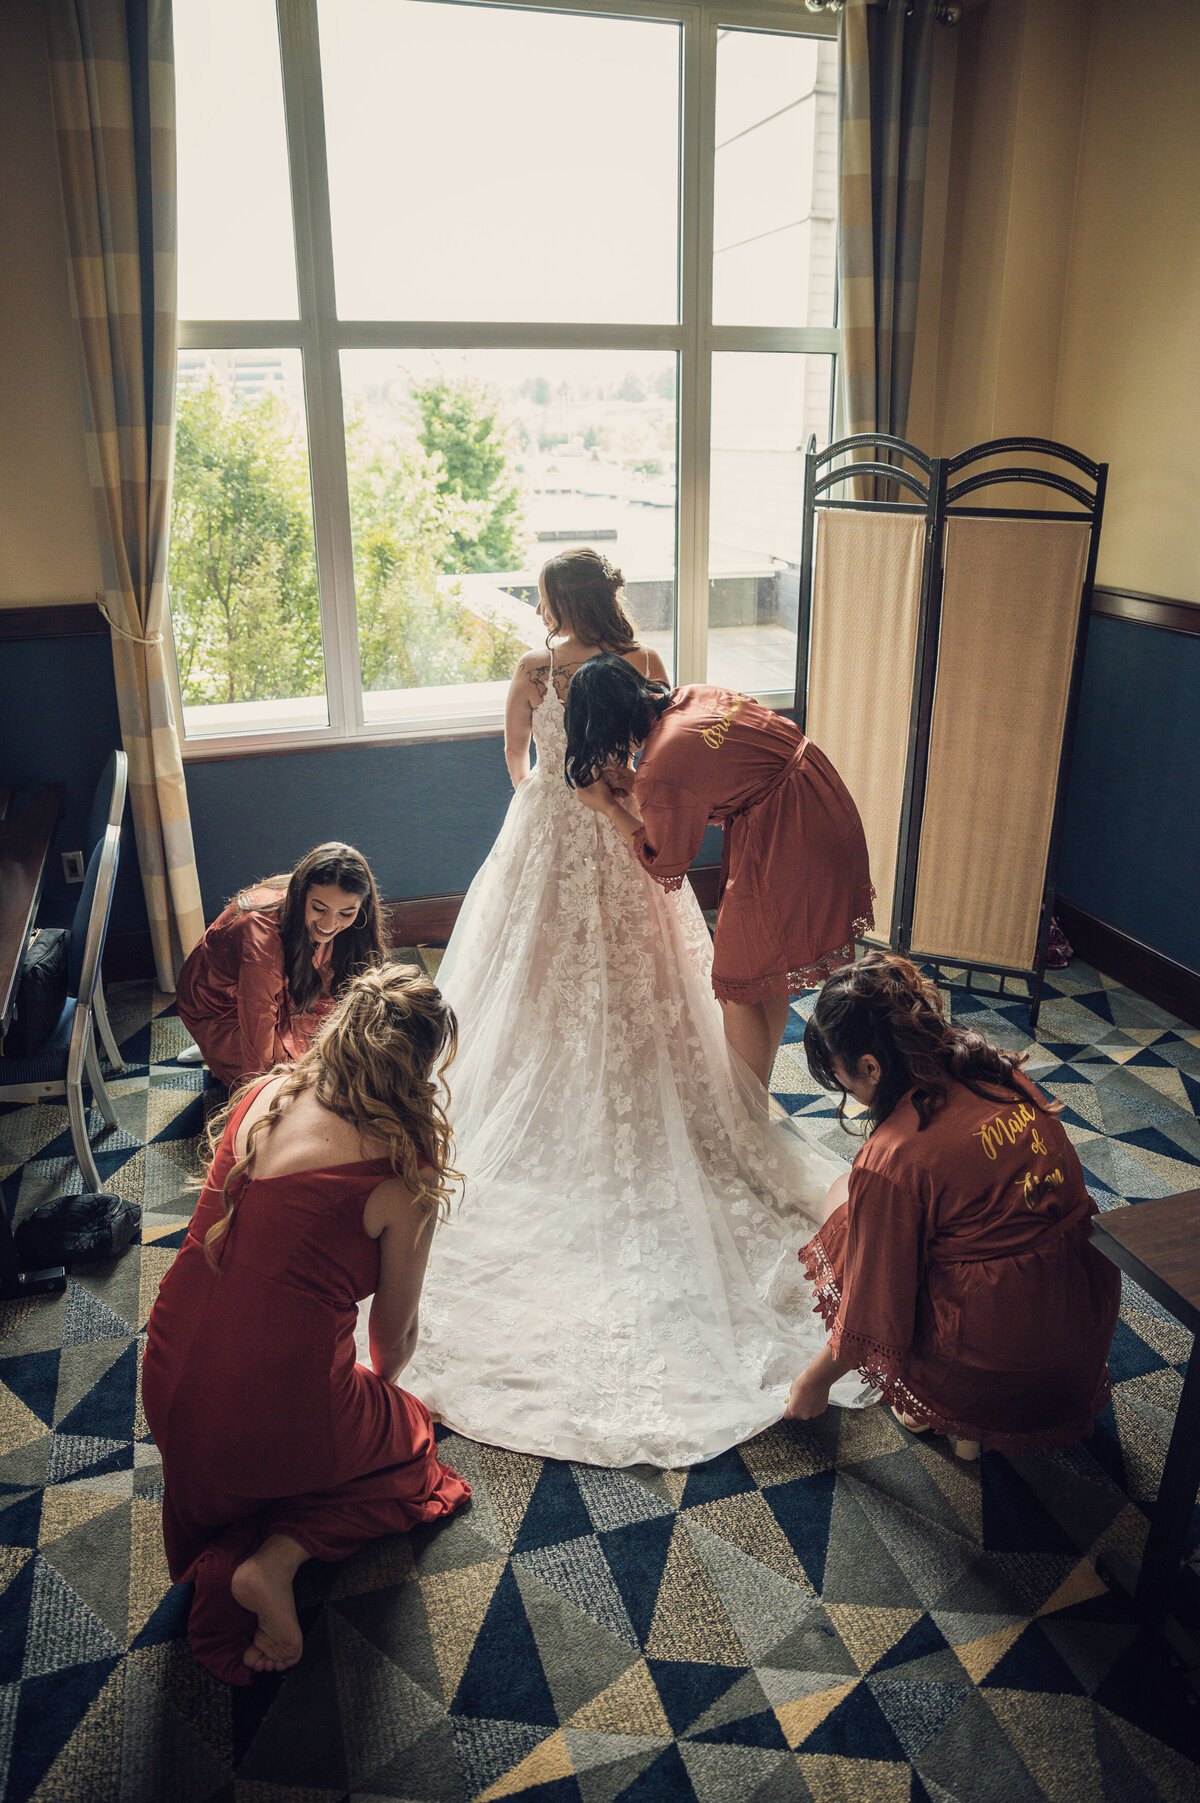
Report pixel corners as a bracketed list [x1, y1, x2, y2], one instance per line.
[93, 978, 125, 1074]
[66, 1066, 104, 1194]
[84, 1022, 118, 1128]
[67, 1011, 105, 1193]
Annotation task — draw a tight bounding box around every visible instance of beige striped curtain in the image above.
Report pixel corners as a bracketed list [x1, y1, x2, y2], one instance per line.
[47, 0, 203, 991]
[838, 0, 936, 450]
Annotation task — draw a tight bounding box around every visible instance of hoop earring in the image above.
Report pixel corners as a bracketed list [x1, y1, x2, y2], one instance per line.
[355, 908, 367, 929]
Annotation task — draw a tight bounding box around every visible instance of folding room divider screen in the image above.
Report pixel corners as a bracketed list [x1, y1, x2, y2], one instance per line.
[794, 435, 1107, 1027]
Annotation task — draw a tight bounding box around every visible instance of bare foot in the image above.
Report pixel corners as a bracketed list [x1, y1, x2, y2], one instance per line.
[231, 1539, 305, 1673]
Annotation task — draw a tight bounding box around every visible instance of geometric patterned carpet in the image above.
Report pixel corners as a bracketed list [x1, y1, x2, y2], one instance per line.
[1, 957, 1198, 1800]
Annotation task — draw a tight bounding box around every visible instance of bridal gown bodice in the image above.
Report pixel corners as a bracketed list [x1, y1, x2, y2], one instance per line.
[368, 678, 860, 1467]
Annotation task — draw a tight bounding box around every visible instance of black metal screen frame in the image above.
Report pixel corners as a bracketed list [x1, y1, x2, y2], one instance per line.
[794, 433, 1108, 1028]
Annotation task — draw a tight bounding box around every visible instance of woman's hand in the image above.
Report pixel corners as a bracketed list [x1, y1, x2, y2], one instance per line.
[784, 1366, 833, 1421]
[576, 779, 616, 815]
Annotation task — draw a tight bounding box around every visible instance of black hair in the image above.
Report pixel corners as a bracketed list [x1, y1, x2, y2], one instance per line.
[803, 950, 1042, 1134]
[562, 653, 672, 789]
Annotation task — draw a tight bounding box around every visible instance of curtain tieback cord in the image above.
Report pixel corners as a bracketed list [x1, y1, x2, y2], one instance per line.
[96, 594, 163, 647]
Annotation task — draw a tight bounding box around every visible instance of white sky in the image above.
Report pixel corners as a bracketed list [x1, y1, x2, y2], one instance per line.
[174, 0, 822, 328]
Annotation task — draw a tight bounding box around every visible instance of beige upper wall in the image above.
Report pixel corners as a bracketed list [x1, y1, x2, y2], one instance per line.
[1054, 0, 1200, 602]
[2, 0, 1197, 609]
[923, 0, 1200, 600]
[0, 0, 102, 607]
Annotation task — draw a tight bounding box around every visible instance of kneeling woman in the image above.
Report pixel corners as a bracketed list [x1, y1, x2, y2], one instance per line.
[566, 656, 873, 1087]
[177, 842, 385, 1086]
[142, 964, 470, 1683]
[785, 953, 1120, 1455]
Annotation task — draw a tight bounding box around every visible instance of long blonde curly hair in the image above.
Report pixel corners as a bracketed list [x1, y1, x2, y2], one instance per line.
[202, 962, 460, 1270]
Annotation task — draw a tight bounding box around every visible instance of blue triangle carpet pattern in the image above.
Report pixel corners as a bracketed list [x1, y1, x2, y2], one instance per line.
[0, 956, 1198, 1800]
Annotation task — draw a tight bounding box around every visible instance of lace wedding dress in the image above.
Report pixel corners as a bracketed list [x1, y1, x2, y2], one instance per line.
[371, 667, 867, 1467]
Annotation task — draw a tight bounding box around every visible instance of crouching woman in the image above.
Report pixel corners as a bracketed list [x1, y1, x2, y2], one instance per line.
[143, 963, 470, 1684]
[784, 952, 1120, 1458]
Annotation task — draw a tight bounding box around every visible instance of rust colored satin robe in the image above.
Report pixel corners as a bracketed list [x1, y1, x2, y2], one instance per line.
[142, 1084, 470, 1685]
[631, 687, 874, 1003]
[800, 1071, 1121, 1453]
[176, 888, 336, 1086]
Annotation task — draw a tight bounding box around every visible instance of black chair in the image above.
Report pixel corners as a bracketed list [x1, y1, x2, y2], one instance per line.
[0, 825, 123, 1195]
[86, 750, 128, 1073]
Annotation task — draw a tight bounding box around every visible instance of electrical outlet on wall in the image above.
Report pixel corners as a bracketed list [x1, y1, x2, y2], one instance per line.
[61, 851, 86, 884]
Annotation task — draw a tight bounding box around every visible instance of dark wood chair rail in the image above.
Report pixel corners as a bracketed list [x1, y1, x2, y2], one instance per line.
[0, 782, 65, 1030]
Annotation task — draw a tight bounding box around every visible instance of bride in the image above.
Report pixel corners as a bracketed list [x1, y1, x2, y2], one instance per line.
[382, 548, 867, 1467]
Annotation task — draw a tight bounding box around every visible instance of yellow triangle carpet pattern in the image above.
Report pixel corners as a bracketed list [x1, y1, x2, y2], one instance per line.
[0, 957, 1198, 1800]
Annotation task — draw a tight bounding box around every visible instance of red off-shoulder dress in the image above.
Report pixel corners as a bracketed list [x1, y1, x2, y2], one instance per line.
[176, 888, 336, 1086]
[800, 1070, 1121, 1453]
[632, 687, 874, 1004]
[142, 1083, 470, 1685]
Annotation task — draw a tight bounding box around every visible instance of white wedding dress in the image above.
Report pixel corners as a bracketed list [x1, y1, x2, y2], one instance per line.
[369, 662, 866, 1467]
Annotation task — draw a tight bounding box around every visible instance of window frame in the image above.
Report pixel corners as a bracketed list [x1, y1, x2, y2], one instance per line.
[171, 0, 840, 759]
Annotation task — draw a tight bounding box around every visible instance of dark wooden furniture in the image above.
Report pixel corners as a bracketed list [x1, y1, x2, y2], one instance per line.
[0, 783, 69, 1299]
[0, 782, 64, 1037]
[1092, 1191, 1200, 1619]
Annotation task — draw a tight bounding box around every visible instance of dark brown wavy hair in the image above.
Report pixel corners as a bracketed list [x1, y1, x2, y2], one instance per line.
[563, 652, 673, 789]
[203, 962, 460, 1270]
[803, 951, 1050, 1134]
[541, 547, 639, 652]
[237, 842, 385, 1012]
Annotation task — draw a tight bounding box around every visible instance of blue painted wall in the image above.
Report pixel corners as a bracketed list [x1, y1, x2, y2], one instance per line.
[0, 633, 147, 933]
[184, 735, 725, 919]
[1057, 614, 1200, 972]
[6, 618, 1194, 976]
[186, 735, 515, 919]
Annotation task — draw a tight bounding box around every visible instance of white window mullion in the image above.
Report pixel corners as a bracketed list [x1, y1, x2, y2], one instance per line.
[277, 0, 363, 739]
[675, 11, 716, 688]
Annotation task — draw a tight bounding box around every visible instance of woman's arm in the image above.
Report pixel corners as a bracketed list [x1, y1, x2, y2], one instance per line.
[504, 657, 538, 791]
[236, 923, 291, 1076]
[576, 779, 643, 845]
[363, 1178, 434, 1383]
[784, 1343, 860, 1419]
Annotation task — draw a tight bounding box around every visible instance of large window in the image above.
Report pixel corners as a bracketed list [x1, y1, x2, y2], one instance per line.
[170, 0, 838, 750]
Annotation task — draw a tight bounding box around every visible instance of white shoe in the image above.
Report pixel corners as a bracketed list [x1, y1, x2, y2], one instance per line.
[176, 1043, 205, 1066]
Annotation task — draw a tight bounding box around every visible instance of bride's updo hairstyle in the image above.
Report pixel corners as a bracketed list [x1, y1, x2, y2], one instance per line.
[563, 652, 672, 789]
[804, 951, 1046, 1135]
[541, 547, 639, 653]
[203, 963, 461, 1268]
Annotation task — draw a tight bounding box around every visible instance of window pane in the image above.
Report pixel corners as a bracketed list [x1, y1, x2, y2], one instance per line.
[340, 350, 678, 724]
[707, 352, 833, 698]
[174, 0, 298, 318]
[170, 353, 329, 737]
[713, 31, 837, 329]
[319, 2, 680, 323]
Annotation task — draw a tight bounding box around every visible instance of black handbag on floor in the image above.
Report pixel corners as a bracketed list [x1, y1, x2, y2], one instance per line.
[14, 1193, 141, 1267]
[3, 927, 69, 1056]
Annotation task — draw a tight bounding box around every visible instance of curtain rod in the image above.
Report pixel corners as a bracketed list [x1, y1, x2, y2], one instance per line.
[804, 0, 962, 22]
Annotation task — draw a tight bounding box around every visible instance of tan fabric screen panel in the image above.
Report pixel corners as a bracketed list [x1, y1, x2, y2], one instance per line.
[807, 509, 926, 937]
[909, 517, 1091, 971]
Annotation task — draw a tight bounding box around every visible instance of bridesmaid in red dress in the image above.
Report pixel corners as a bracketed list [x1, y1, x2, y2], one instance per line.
[784, 953, 1120, 1456]
[176, 842, 386, 1087]
[565, 655, 873, 1086]
[142, 964, 470, 1684]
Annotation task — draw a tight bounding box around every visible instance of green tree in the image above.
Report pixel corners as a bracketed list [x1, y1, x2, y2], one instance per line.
[169, 380, 528, 707]
[346, 415, 526, 689]
[169, 380, 322, 706]
[413, 377, 526, 573]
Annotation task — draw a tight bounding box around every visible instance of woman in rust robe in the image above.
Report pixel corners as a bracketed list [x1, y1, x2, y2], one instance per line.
[143, 963, 470, 1684]
[784, 952, 1121, 1456]
[566, 655, 873, 1086]
[177, 842, 386, 1087]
